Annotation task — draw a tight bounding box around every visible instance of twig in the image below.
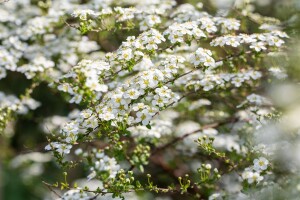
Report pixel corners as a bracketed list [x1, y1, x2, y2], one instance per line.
[63, 19, 80, 29]
[42, 181, 61, 198]
[151, 117, 238, 156]
[151, 124, 216, 155]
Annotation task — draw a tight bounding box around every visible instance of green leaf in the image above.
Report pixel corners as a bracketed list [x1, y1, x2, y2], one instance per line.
[146, 124, 151, 129]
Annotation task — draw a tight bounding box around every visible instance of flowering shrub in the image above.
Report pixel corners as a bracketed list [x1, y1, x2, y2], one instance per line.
[1, 0, 300, 199]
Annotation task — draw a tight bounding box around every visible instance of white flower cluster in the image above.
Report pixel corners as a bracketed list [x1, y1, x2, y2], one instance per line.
[128, 119, 173, 139]
[0, 48, 17, 78]
[57, 59, 111, 104]
[242, 157, 269, 184]
[18, 56, 55, 79]
[158, 55, 185, 78]
[29, 1, 289, 197]
[72, 9, 100, 20]
[269, 67, 287, 79]
[45, 142, 72, 155]
[152, 86, 179, 108]
[41, 115, 69, 133]
[139, 15, 162, 31]
[211, 31, 288, 51]
[47, 50, 188, 153]
[163, 21, 206, 44]
[198, 17, 218, 33]
[190, 47, 215, 68]
[95, 66, 181, 125]
[60, 189, 90, 200]
[188, 99, 211, 110]
[215, 18, 241, 31]
[44, 108, 99, 153]
[246, 94, 268, 106]
[114, 7, 137, 22]
[75, 149, 120, 181]
[23, 17, 58, 37]
[170, 4, 204, 23]
[0, 0, 100, 83]
[106, 28, 165, 73]
[0, 92, 40, 115]
[185, 70, 262, 92]
[71, 6, 138, 23]
[170, 4, 240, 34]
[71, 0, 176, 32]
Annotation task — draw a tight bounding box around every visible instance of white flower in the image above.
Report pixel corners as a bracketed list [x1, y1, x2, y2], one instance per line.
[132, 103, 146, 111]
[114, 7, 136, 22]
[253, 157, 269, 171]
[247, 94, 264, 105]
[198, 77, 215, 91]
[269, 67, 287, 79]
[231, 77, 244, 87]
[247, 70, 262, 80]
[83, 115, 98, 129]
[239, 34, 257, 44]
[87, 171, 96, 181]
[140, 15, 161, 31]
[203, 56, 216, 68]
[136, 109, 152, 125]
[205, 163, 212, 169]
[75, 148, 83, 155]
[140, 29, 165, 50]
[61, 121, 79, 134]
[196, 2, 203, 9]
[56, 143, 72, 155]
[99, 111, 115, 121]
[222, 18, 240, 30]
[72, 9, 99, 20]
[155, 86, 171, 98]
[69, 94, 82, 104]
[124, 88, 140, 99]
[152, 95, 166, 107]
[58, 83, 74, 94]
[60, 189, 90, 200]
[80, 109, 93, 119]
[266, 35, 284, 47]
[91, 151, 120, 179]
[247, 172, 264, 184]
[85, 78, 108, 92]
[211, 36, 241, 47]
[250, 42, 267, 52]
[199, 17, 217, 33]
[146, 15, 161, 27]
[190, 47, 215, 68]
[33, 56, 55, 69]
[139, 76, 154, 89]
[209, 193, 222, 200]
[225, 36, 240, 47]
[164, 22, 206, 44]
[111, 93, 129, 107]
[118, 48, 133, 61]
[203, 128, 218, 135]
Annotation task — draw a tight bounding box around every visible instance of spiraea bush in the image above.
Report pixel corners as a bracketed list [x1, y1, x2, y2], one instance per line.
[1, 0, 300, 199]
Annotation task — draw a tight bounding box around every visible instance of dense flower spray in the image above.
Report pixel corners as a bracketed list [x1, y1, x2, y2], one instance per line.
[1, 0, 297, 199]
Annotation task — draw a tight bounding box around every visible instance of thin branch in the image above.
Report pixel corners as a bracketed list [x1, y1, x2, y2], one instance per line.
[42, 181, 62, 198]
[151, 117, 238, 156]
[63, 19, 80, 29]
[151, 124, 216, 156]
